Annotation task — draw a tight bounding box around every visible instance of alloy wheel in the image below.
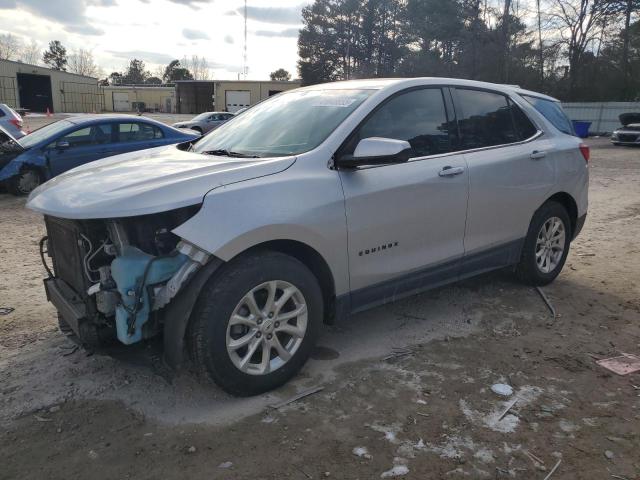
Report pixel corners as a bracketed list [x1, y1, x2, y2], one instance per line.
[535, 216, 566, 274]
[226, 280, 308, 375]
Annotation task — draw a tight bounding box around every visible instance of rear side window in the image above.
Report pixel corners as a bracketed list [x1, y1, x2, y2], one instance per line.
[346, 88, 453, 158]
[118, 122, 164, 142]
[455, 89, 518, 149]
[522, 95, 574, 135]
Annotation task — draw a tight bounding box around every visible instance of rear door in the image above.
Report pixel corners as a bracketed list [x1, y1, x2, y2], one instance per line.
[46, 123, 115, 176]
[338, 87, 469, 310]
[453, 88, 554, 271]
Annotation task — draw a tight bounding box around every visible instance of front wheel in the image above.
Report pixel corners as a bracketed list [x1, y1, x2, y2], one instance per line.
[188, 251, 323, 396]
[7, 169, 41, 196]
[516, 201, 571, 286]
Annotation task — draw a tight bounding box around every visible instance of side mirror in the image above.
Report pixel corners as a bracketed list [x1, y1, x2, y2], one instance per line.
[337, 137, 412, 168]
[55, 140, 70, 150]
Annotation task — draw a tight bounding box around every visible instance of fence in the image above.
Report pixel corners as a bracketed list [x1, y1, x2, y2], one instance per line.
[60, 81, 104, 113]
[0, 76, 17, 108]
[561, 102, 640, 135]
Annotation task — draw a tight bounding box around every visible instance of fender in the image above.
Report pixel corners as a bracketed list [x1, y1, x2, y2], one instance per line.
[172, 163, 351, 296]
[0, 156, 49, 182]
[162, 257, 224, 368]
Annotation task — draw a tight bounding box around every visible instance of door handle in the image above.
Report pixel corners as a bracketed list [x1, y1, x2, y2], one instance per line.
[530, 150, 547, 160]
[438, 166, 465, 177]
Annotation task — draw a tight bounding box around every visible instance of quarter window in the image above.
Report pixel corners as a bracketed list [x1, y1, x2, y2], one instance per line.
[522, 95, 574, 135]
[118, 122, 163, 142]
[455, 89, 518, 149]
[347, 88, 453, 158]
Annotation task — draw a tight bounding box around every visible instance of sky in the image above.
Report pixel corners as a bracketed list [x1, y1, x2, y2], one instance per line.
[0, 0, 310, 80]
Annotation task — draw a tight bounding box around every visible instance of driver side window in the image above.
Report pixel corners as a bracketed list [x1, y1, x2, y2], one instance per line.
[49, 124, 112, 149]
[344, 88, 454, 159]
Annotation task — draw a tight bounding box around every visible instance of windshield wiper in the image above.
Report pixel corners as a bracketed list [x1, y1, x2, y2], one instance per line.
[202, 149, 259, 158]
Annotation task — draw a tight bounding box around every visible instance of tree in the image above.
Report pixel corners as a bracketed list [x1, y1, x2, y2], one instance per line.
[162, 59, 193, 82]
[108, 72, 123, 85]
[270, 68, 292, 81]
[144, 76, 162, 85]
[546, 0, 608, 99]
[19, 40, 41, 65]
[121, 59, 149, 84]
[182, 55, 210, 80]
[0, 33, 21, 61]
[68, 49, 100, 77]
[42, 40, 68, 71]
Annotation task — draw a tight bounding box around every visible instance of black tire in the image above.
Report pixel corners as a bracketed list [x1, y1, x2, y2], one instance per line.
[516, 201, 572, 286]
[188, 250, 323, 396]
[7, 168, 41, 196]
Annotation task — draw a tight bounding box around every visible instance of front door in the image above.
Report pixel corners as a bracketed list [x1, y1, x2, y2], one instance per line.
[338, 87, 469, 311]
[46, 123, 115, 176]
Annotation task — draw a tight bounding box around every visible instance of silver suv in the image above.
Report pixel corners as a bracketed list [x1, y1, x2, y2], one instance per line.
[27, 78, 589, 395]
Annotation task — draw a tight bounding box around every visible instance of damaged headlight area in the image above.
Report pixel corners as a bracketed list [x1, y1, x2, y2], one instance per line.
[41, 205, 211, 346]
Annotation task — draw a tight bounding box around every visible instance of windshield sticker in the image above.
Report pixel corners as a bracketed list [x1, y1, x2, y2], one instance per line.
[311, 96, 358, 108]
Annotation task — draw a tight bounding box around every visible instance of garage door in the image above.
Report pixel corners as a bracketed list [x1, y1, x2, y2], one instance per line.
[113, 92, 130, 112]
[225, 90, 250, 113]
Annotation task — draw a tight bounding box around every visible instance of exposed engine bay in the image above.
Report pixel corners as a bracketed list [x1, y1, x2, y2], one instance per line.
[41, 205, 210, 347]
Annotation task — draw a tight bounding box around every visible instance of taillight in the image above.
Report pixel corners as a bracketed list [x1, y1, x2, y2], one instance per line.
[9, 118, 22, 129]
[579, 143, 589, 163]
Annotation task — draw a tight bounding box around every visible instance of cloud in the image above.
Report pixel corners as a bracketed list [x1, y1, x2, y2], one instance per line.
[0, 0, 104, 35]
[224, 34, 234, 44]
[108, 50, 175, 64]
[87, 0, 117, 5]
[255, 28, 299, 38]
[167, 0, 213, 7]
[182, 28, 209, 40]
[234, 4, 305, 25]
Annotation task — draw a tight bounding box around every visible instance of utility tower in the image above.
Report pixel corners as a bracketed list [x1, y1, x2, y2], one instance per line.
[242, 0, 248, 80]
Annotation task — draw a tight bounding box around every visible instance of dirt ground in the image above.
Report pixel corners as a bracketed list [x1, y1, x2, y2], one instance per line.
[1, 136, 639, 480]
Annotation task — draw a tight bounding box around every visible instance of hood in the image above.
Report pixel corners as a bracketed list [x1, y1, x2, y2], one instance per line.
[619, 113, 640, 126]
[27, 144, 296, 219]
[173, 122, 194, 128]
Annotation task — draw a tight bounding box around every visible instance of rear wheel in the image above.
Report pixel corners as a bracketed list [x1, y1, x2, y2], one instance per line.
[188, 251, 323, 396]
[7, 169, 41, 196]
[516, 201, 571, 286]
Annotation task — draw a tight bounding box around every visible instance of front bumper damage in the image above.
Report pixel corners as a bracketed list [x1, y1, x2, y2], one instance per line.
[40, 209, 219, 365]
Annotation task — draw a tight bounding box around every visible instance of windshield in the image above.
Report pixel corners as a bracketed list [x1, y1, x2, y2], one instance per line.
[192, 112, 213, 121]
[193, 89, 373, 158]
[18, 120, 73, 148]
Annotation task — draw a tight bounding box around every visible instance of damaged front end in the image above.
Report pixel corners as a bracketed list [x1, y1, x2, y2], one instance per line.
[41, 205, 214, 352]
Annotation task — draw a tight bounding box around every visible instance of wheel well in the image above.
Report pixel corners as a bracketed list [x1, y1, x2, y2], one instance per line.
[546, 192, 578, 235]
[243, 240, 337, 324]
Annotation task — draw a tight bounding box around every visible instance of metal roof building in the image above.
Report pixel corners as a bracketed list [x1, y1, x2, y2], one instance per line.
[0, 59, 102, 113]
[175, 79, 301, 114]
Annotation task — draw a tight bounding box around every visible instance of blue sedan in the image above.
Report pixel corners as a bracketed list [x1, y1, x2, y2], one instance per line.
[0, 115, 199, 195]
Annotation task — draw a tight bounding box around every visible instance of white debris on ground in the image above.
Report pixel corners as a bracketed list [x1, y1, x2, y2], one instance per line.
[460, 385, 543, 433]
[352, 446, 372, 459]
[490, 383, 513, 396]
[380, 457, 409, 478]
[426, 435, 476, 459]
[368, 423, 401, 444]
[473, 447, 495, 464]
[218, 461, 233, 469]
